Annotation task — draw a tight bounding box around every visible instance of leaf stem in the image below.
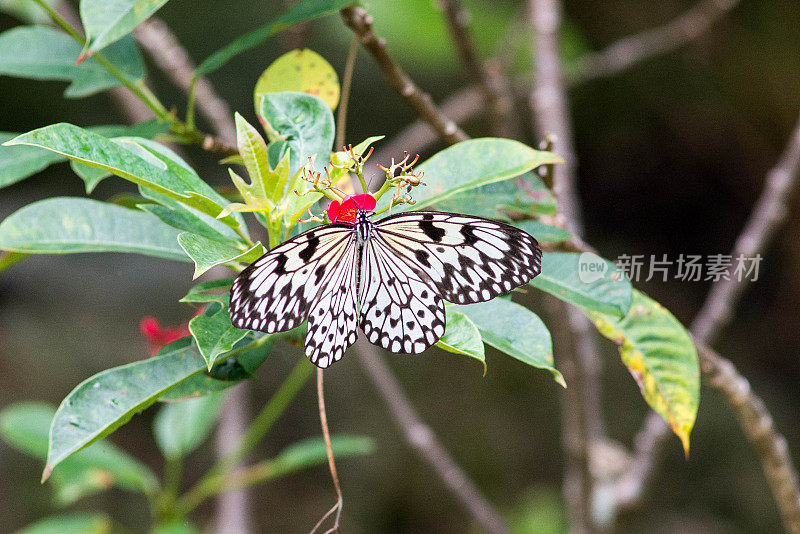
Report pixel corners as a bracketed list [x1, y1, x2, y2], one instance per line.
[336, 35, 359, 151]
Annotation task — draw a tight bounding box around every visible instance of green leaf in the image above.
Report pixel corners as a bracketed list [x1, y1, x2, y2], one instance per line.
[195, 0, 358, 77]
[178, 232, 264, 278]
[436, 308, 485, 371]
[531, 252, 632, 317]
[254, 49, 340, 111]
[1, 121, 168, 190]
[258, 91, 335, 174]
[0, 131, 64, 188]
[0, 251, 28, 273]
[433, 171, 557, 217]
[153, 392, 225, 459]
[12, 513, 111, 534]
[159, 335, 275, 401]
[510, 220, 571, 243]
[584, 290, 700, 453]
[188, 303, 250, 370]
[235, 113, 274, 198]
[0, 197, 187, 261]
[80, 0, 169, 55]
[266, 435, 375, 478]
[44, 342, 211, 479]
[3, 125, 243, 231]
[181, 281, 252, 369]
[151, 521, 201, 534]
[0, 402, 158, 503]
[452, 299, 563, 386]
[380, 138, 562, 211]
[0, 0, 60, 23]
[0, 26, 144, 97]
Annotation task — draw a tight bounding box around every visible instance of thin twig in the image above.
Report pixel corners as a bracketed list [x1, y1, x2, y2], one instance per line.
[133, 17, 237, 144]
[438, 0, 516, 137]
[340, 6, 468, 146]
[356, 341, 510, 534]
[696, 341, 800, 534]
[311, 368, 343, 534]
[336, 35, 360, 152]
[614, 104, 800, 527]
[528, 1, 604, 532]
[568, 0, 740, 85]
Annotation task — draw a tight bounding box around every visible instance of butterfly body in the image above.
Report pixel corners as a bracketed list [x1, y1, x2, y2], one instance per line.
[230, 207, 542, 368]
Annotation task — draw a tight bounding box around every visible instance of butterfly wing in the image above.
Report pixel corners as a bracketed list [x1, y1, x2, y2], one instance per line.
[230, 223, 356, 342]
[373, 211, 542, 304]
[303, 235, 359, 367]
[358, 232, 446, 354]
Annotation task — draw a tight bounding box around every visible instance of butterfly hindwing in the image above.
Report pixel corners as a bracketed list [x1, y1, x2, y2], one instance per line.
[304, 237, 359, 368]
[373, 211, 542, 304]
[359, 233, 446, 354]
[230, 224, 355, 335]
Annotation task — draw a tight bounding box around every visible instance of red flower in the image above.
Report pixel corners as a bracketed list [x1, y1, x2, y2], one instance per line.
[326, 194, 376, 224]
[140, 316, 191, 356]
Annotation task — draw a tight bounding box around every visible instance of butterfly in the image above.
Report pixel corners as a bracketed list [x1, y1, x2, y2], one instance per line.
[230, 194, 542, 368]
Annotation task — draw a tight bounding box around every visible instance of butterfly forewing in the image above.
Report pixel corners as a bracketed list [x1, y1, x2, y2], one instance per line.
[373, 211, 542, 304]
[230, 208, 543, 368]
[230, 224, 355, 335]
[359, 233, 446, 354]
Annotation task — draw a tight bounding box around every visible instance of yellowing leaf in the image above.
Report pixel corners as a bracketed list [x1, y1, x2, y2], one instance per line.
[585, 290, 700, 454]
[254, 49, 340, 111]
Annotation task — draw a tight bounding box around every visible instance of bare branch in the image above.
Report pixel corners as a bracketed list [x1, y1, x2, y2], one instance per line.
[617, 107, 800, 522]
[569, 0, 740, 85]
[438, 0, 517, 137]
[355, 341, 510, 534]
[691, 120, 800, 342]
[133, 17, 237, 145]
[697, 341, 800, 534]
[529, 1, 604, 532]
[340, 6, 468, 146]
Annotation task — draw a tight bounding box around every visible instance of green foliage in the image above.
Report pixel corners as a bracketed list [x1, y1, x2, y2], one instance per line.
[12, 513, 111, 534]
[434, 171, 558, 218]
[44, 342, 212, 478]
[0, 197, 187, 260]
[379, 138, 562, 211]
[0, 402, 158, 504]
[510, 220, 572, 243]
[0, 26, 144, 97]
[264, 435, 375, 478]
[453, 299, 563, 386]
[254, 49, 340, 111]
[258, 91, 335, 174]
[153, 392, 225, 459]
[195, 0, 357, 77]
[436, 308, 486, 370]
[585, 290, 700, 453]
[178, 232, 264, 278]
[531, 252, 632, 317]
[0, 0, 60, 24]
[79, 0, 170, 56]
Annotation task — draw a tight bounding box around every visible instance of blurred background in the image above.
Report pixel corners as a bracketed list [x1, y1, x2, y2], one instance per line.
[1, 0, 799, 532]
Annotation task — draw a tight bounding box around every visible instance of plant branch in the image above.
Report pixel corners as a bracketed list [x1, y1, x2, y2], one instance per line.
[133, 17, 237, 144]
[311, 368, 343, 534]
[613, 103, 800, 529]
[336, 35, 360, 152]
[340, 6, 468, 146]
[355, 340, 510, 534]
[695, 341, 800, 533]
[528, 1, 604, 533]
[568, 0, 740, 85]
[438, 0, 517, 137]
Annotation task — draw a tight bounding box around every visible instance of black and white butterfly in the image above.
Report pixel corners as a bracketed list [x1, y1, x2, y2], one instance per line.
[230, 207, 542, 368]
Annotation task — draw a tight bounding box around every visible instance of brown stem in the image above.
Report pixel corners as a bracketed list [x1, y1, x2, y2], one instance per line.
[568, 0, 740, 86]
[356, 341, 510, 534]
[528, 1, 603, 532]
[340, 6, 468, 146]
[438, 0, 517, 137]
[310, 368, 343, 534]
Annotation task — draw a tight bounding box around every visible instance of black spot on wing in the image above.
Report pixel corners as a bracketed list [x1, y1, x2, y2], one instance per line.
[419, 219, 445, 242]
[459, 225, 479, 245]
[298, 233, 319, 262]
